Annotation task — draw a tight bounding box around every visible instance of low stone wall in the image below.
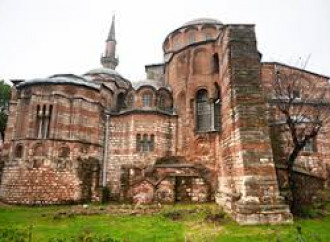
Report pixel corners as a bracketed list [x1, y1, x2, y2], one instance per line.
[276, 168, 325, 204]
[0, 167, 81, 205]
[0, 157, 100, 205]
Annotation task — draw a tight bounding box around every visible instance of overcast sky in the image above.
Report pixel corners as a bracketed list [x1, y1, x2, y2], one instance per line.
[0, 0, 329, 84]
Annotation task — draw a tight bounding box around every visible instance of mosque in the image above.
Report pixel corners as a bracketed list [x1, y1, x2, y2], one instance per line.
[1, 16, 329, 224]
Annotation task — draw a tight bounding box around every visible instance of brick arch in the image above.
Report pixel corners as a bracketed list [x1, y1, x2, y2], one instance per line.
[193, 48, 212, 75]
[176, 91, 186, 115]
[192, 86, 211, 99]
[196, 89, 211, 132]
[182, 26, 198, 33]
[137, 88, 156, 108]
[14, 144, 24, 158]
[32, 143, 45, 157]
[156, 89, 173, 110]
[176, 51, 189, 78]
[126, 91, 135, 109]
[58, 146, 70, 158]
[171, 31, 183, 50]
[116, 92, 126, 111]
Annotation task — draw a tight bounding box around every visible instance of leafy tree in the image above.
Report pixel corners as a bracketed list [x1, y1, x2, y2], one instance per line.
[269, 65, 330, 215]
[0, 80, 11, 141]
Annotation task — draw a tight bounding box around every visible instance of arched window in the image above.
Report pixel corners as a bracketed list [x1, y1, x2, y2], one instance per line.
[136, 134, 155, 153]
[196, 89, 211, 132]
[204, 33, 212, 40]
[149, 134, 155, 151]
[117, 93, 126, 111]
[143, 134, 149, 152]
[213, 53, 219, 73]
[14, 144, 23, 158]
[127, 94, 134, 109]
[36, 104, 52, 139]
[136, 134, 142, 152]
[142, 93, 152, 107]
[188, 33, 195, 44]
[33, 143, 44, 156]
[158, 94, 166, 110]
[59, 146, 70, 158]
[214, 84, 221, 131]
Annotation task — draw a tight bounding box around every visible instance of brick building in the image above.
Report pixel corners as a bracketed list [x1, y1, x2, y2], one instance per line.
[0, 17, 329, 224]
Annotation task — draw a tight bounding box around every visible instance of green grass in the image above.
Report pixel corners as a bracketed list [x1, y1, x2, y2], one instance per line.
[0, 203, 330, 241]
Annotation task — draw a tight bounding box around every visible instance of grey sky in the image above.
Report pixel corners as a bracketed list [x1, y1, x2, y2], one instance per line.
[0, 0, 329, 83]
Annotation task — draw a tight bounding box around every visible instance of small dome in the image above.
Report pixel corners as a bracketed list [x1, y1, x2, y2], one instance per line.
[133, 79, 171, 91]
[182, 18, 223, 27]
[85, 67, 123, 78]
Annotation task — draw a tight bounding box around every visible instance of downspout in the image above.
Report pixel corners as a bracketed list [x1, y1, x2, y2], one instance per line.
[102, 114, 110, 187]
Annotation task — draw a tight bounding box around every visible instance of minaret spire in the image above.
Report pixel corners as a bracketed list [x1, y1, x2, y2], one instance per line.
[107, 15, 116, 41]
[101, 14, 119, 70]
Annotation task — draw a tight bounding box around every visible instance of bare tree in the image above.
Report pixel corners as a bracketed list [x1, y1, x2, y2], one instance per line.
[269, 64, 330, 215]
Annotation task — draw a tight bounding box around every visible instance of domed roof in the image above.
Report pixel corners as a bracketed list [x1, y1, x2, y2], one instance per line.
[132, 79, 171, 91]
[17, 74, 100, 90]
[182, 18, 223, 27]
[85, 67, 123, 78]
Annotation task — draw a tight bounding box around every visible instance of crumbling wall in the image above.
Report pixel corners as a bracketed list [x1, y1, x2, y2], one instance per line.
[0, 157, 100, 205]
[276, 168, 325, 205]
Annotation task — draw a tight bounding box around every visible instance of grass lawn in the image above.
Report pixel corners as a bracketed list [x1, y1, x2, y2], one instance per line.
[0, 203, 329, 241]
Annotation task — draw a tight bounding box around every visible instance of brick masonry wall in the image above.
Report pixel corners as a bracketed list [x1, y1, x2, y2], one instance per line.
[0, 167, 81, 204]
[261, 63, 330, 176]
[215, 25, 292, 224]
[106, 112, 177, 200]
[0, 83, 107, 204]
[165, 40, 222, 194]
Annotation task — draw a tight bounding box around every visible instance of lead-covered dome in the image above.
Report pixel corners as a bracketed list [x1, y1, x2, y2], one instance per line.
[84, 67, 131, 89]
[182, 18, 223, 27]
[163, 17, 224, 54]
[16, 74, 100, 90]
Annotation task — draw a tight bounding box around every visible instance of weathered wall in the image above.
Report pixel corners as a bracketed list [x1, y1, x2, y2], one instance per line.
[165, 41, 222, 196]
[261, 63, 330, 177]
[215, 25, 292, 224]
[0, 156, 100, 204]
[106, 112, 177, 200]
[0, 83, 107, 204]
[276, 168, 325, 204]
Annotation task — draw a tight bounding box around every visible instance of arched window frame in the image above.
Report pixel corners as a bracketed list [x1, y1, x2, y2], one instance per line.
[149, 134, 155, 152]
[127, 93, 135, 109]
[142, 134, 149, 152]
[35, 104, 52, 139]
[136, 134, 155, 153]
[214, 83, 221, 131]
[196, 89, 211, 132]
[188, 32, 195, 44]
[212, 53, 220, 73]
[136, 134, 142, 152]
[142, 92, 153, 107]
[117, 93, 126, 111]
[14, 144, 23, 158]
[59, 146, 70, 158]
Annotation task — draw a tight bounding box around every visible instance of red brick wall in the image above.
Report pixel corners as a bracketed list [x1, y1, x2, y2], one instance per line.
[106, 112, 177, 199]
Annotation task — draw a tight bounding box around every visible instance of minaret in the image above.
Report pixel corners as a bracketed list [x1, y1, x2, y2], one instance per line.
[101, 15, 119, 69]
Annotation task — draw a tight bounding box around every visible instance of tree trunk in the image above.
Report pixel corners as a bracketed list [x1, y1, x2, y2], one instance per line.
[287, 147, 302, 215]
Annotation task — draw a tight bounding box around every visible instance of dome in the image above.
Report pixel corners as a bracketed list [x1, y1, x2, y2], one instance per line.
[85, 67, 123, 78]
[182, 18, 223, 27]
[17, 74, 100, 90]
[85, 67, 131, 89]
[132, 79, 171, 91]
